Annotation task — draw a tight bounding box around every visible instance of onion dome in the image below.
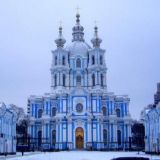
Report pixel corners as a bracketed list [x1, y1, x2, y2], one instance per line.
[55, 26, 66, 48]
[72, 13, 84, 42]
[91, 25, 102, 48]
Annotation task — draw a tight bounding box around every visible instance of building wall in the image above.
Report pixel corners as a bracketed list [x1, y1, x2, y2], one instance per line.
[28, 93, 131, 150]
[143, 83, 160, 153]
[144, 104, 160, 153]
[0, 103, 16, 154]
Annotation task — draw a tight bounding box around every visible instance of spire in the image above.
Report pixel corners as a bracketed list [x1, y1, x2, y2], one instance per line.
[55, 24, 66, 48]
[72, 12, 84, 42]
[91, 25, 102, 48]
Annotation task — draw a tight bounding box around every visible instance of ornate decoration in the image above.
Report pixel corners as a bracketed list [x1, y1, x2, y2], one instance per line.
[76, 103, 83, 113]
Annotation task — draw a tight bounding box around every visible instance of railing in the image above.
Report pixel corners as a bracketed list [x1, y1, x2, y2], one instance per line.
[86, 141, 131, 151]
[16, 137, 144, 152]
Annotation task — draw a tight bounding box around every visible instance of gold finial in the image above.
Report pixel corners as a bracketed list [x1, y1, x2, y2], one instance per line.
[59, 20, 62, 27]
[76, 6, 80, 14]
[94, 20, 98, 27]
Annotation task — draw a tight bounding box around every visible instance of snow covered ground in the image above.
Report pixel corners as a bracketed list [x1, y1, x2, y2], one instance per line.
[1, 151, 160, 160]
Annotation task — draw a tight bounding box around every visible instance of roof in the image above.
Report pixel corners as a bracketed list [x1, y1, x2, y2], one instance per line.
[66, 41, 91, 57]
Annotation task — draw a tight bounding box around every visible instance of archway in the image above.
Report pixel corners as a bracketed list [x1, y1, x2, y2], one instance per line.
[38, 130, 42, 147]
[75, 127, 84, 149]
[52, 130, 56, 147]
[117, 130, 121, 145]
[103, 129, 108, 147]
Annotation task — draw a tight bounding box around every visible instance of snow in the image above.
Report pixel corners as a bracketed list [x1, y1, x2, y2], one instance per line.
[2, 151, 160, 160]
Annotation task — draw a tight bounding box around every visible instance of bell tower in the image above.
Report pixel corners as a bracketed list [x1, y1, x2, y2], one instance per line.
[50, 25, 69, 92]
[88, 25, 107, 90]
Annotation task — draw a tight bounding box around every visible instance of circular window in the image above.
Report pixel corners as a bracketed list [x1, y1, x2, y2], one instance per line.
[76, 103, 83, 113]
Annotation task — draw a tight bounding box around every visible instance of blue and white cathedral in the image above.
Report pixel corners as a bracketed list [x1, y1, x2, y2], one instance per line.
[28, 13, 132, 150]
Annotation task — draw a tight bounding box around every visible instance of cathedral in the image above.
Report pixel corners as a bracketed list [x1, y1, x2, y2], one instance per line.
[28, 13, 132, 150]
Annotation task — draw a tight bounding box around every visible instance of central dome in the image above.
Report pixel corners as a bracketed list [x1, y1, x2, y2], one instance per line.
[66, 41, 91, 57]
[65, 13, 91, 57]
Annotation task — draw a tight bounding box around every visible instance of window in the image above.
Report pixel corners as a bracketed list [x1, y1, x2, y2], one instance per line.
[100, 55, 103, 65]
[76, 103, 83, 113]
[63, 74, 66, 86]
[38, 130, 42, 146]
[38, 109, 43, 118]
[92, 56, 95, 65]
[117, 130, 121, 145]
[101, 74, 104, 86]
[116, 108, 120, 117]
[103, 129, 107, 143]
[55, 56, 57, 65]
[76, 75, 81, 86]
[54, 74, 57, 86]
[102, 107, 107, 116]
[62, 56, 65, 65]
[52, 107, 56, 116]
[76, 58, 81, 68]
[92, 74, 95, 86]
[52, 130, 56, 145]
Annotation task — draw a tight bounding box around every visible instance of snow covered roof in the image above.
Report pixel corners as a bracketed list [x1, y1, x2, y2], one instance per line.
[66, 41, 91, 57]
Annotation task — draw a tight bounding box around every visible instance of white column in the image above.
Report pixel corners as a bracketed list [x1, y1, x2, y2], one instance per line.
[97, 123, 100, 142]
[67, 73, 69, 88]
[59, 122, 62, 143]
[63, 124, 66, 142]
[108, 124, 111, 142]
[104, 72, 107, 87]
[68, 121, 72, 149]
[88, 121, 91, 142]
[58, 72, 60, 85]
[113, 123, 117, 144]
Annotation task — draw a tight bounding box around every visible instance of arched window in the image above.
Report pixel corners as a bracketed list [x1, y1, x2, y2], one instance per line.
[100, 55, 103, 65]
[55, 56, 57, 65]
[101, 74, 104, 86]
[116, 108, 120, 117]
[38, 130, 42, 146]
[62, 56, 65, 65]
[76, 75, 81, 86]
[76, 58, 81, 68]
[63, 74, 66, 86]
[54, 74, 57, 86]
[52, 107, 56, 116]
[92, 74, 95, 86]
[102, 107, 107, 116]
[103, 129, 108, 146]
[38, 109, 43, 118]
[92, 56, 95, 65]
[117, 130, 121, 145]
[52, 130, 56, 145]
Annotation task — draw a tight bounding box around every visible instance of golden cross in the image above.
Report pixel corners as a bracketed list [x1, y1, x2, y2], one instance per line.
[94, 20, 98, 26]
[76, 6, 80, 14]
[59, 20, 62, 27]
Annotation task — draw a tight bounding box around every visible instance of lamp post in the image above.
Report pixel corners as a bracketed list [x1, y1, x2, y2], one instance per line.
[157, 138, 159, 154]
[5, 139, 7, 158]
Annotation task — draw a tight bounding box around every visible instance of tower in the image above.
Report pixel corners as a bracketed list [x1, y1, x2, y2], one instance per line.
[51, 25, 69, 91]
[89, 25, 107, 90]
[51, 13, 107, 93]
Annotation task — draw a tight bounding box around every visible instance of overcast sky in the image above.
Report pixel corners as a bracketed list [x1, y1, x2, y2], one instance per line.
[0, 0, 160, 119]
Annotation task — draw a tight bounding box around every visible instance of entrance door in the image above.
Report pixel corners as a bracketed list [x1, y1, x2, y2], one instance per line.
[38, 131, 42, 148]
[76, 127, 84, 149]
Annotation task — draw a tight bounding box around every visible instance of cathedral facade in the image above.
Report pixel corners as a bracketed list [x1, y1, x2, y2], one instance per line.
[0, 102, 16, 154]
[28, 13, 132, 150]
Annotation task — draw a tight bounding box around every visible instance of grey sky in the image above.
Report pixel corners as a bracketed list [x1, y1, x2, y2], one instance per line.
[0, 0, 160, 119]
